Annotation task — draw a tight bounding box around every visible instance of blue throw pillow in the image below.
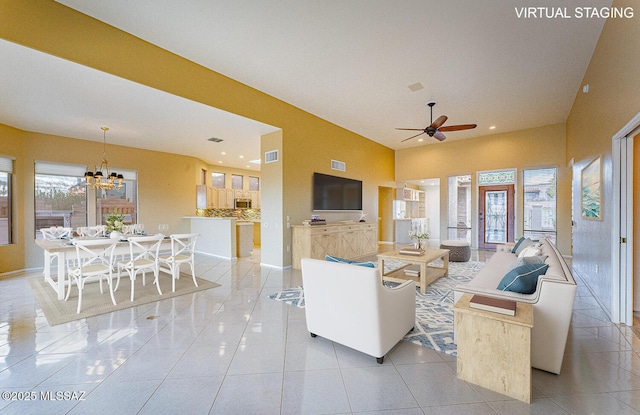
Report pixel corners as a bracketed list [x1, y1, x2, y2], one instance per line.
[325, 255, 375, 268]
[497, 264, 548, 294]
[511, 237, 525, 253]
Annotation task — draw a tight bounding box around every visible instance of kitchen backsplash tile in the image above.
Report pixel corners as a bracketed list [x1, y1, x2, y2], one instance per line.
[196, 208, 261, 221]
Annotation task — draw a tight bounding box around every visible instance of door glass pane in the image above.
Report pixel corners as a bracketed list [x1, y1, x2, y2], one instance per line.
[485, 190, 507, 243]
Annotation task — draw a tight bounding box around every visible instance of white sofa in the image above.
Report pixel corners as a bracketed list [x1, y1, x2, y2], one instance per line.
[453, 238, 577, 374]
[301, 258, 416, 363]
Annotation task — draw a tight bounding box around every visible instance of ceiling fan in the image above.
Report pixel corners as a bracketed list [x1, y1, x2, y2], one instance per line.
[397, 101, 477, 142]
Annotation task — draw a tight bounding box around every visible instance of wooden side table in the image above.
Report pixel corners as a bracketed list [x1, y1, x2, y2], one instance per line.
[453, 293, 534, 403]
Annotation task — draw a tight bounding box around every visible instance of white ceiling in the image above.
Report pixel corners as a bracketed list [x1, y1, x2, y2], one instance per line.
[1, 1, 612, 169]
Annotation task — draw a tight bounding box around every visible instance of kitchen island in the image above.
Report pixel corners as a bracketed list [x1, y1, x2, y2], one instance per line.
[185, 216, 237, 259]
[236, 221, 254, 257]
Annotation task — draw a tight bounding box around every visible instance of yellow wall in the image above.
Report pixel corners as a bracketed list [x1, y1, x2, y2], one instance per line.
[395, 123, 571, 254]
[566, 0, 640, 317]
[0, 0, 395, 269]
[0, 124, 26, 272]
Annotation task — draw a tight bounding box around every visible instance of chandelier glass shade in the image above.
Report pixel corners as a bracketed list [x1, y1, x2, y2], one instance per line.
[84, 127, 123, 190]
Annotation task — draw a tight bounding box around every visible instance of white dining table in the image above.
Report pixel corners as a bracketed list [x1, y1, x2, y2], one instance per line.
[35, 236, 170, 300]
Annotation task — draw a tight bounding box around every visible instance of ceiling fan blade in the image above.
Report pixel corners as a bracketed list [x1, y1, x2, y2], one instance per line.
[431, 115, 448, 129]
[433, 131, 447, 141]
[396, 128, 426, 131]
[401, 132, 426, 142]
[438, 123, 477, 132]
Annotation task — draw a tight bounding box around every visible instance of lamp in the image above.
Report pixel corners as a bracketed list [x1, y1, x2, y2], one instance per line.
[84, 127, 123, 190]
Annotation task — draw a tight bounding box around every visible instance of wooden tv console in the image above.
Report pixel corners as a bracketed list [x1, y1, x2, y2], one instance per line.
[291, 222, 378, 269]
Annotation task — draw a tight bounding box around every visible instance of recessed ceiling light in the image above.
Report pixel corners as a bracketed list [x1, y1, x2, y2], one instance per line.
[218, 161, 223, 164]
[239, 155, 244, 159]
[418, 138, 424, 142]
[489, 126, 496, 130]
[221, 151, 226, 155]
[249, 159, 261, 164]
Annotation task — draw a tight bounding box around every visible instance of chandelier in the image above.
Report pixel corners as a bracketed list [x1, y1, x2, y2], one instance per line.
[84, 127, 123, 190]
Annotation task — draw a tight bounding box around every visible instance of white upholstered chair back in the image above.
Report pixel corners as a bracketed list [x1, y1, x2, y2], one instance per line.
[301, 258, 416, 363]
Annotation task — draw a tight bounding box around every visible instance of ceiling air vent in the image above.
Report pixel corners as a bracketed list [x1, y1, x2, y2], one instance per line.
[264, 150, 279, 164]
[207, 137, 223, 143]
[331, 160, 346, 172]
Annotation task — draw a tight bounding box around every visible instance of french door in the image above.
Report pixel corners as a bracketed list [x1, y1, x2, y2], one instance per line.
[478, 185, 514, 249]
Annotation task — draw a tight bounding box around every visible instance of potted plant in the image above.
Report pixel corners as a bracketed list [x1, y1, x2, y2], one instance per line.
[105, 212, 125, 239]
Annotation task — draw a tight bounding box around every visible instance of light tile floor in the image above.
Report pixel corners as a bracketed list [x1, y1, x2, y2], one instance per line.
[0, 248, 639, 414]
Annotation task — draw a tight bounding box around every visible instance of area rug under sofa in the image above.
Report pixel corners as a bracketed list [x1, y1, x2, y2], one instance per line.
[269, 260, 484, 356]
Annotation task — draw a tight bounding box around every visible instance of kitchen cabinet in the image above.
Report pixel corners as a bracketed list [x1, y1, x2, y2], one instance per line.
[196, 185, 207, 209]
[250, 191, 260, 209]
[396, 187, 422, 201]
[196, 186, 260, 210]
[234, 189, 251, 199]
[217, 188, 233, 209]
[196, 185, 218, 209]
[217, 189, 235, 209]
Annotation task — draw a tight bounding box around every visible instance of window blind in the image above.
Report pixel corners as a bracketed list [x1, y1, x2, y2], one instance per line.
[35, 161, 87, 177]
[0, 156, 14, 173]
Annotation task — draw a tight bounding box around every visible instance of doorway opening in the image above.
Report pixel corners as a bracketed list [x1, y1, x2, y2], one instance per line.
[611, 112, 640, 325]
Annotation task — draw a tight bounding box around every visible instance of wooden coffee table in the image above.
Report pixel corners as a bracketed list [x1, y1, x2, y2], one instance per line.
[377, 248, 449, 294]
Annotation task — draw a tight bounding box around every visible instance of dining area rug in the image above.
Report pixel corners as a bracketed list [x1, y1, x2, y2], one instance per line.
[30, 273, 220, 326]
[269, 260, 484, 356]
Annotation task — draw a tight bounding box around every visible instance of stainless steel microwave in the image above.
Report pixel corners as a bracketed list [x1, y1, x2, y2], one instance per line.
[234, 198, 251, 209]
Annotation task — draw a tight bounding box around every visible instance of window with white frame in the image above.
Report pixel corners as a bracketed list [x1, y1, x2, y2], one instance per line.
[523, 167, 557, 243]
[211, 172, 225, 188]
[0, 156, 14, 245]
[35, 162, 140, 237]
[95, 169, 138, 226]
[35, 161, 88, 238]
[231, 174, 243, 190]
[249, 176, 260, 191]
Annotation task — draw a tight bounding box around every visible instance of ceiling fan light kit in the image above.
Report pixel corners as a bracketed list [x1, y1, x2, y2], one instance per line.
[397, 101, 476, 142]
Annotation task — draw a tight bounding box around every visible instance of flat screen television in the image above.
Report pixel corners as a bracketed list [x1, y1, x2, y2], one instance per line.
[313, 172, 363, 211]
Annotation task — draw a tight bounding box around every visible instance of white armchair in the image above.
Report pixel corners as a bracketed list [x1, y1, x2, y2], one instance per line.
[301, 258, 416, 363]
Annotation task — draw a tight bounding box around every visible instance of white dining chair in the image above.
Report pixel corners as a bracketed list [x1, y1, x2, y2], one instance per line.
[158, 233, 199, 292]
[77, 225, 106, 238]
[65, 239, 119, 314]
[40, 226, 73, 240]
[115, 234, 164, 301]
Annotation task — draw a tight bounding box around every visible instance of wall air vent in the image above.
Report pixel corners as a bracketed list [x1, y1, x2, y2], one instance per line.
[207, 137, 223, 142]
[264, 150, 279, 163]
[331, 160, 346, 172]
